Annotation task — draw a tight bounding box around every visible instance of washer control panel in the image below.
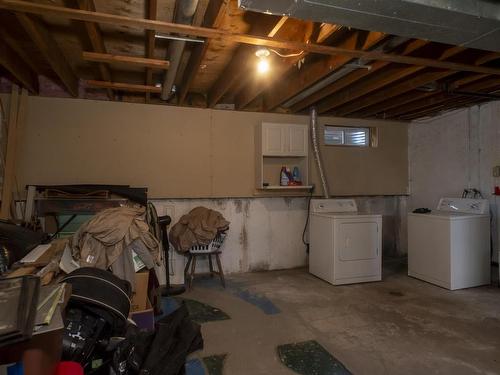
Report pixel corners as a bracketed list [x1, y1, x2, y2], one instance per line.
[437, 198, 489, 214]
[311, 199, 358, 214]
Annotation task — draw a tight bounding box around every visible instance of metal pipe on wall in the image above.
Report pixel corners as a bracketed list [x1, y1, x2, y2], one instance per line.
[161, 0, 199, 100]
[310, 107, 329, 198]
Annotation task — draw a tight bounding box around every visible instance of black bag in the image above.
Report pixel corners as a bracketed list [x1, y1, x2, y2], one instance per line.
[111, 325, 155, 375]
[60, 267, 132, 331]
[141, 302, 203, 375]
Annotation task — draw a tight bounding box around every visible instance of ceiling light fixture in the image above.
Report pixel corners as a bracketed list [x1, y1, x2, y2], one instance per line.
[256, 48, 270, 74]
[255, 47, 305, 74]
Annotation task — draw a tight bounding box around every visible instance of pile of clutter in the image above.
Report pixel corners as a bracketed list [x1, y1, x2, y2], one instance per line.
[1, 204, 208, 374]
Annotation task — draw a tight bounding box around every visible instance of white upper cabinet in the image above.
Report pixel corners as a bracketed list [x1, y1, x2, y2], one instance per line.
[261, 122, 308, 156]
[262, 123, 286, 155]
[288, 124, 308, 156]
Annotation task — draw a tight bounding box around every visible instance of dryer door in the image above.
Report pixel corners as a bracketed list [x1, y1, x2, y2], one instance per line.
[333, 218, 381, 283]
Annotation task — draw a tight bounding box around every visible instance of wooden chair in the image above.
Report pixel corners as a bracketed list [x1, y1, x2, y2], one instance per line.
[184, 250, 225, 289]
[184, 233, 226, 289]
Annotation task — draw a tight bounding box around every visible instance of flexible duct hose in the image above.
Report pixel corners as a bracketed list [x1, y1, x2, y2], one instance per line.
[310, 107, 329, 198]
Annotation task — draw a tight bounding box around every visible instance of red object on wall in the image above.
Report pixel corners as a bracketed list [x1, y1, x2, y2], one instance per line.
[495, 186, 500, 195]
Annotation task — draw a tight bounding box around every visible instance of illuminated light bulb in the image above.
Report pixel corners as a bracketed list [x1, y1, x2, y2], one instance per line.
[257, 58, 270, 74]
[255, 48, 271, 74]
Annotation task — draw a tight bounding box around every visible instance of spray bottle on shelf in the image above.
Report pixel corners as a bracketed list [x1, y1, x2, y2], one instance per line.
[292, 166, 301, 185]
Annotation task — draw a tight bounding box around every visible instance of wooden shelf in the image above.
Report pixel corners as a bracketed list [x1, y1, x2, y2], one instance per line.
[259, 185, 313, 190]
[262, 154, 305, 158]
[256, 123, 310, 192]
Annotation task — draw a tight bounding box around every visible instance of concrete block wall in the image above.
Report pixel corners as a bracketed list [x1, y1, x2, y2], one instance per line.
[409, 101, 500, 262]
[152, 196, 407, 282]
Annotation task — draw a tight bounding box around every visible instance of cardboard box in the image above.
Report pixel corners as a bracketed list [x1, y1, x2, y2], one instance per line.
[130, 270, 149, 312]
[129, 298, 154, 331]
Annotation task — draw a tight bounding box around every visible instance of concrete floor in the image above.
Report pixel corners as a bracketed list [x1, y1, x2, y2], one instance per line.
[185, 260, 500, 375]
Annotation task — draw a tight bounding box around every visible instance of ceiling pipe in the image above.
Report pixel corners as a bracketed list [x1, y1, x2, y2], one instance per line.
[161, 0, 199, 100]
[282, 36, 408, 108]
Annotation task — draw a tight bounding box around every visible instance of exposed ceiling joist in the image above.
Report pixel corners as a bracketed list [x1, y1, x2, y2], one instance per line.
[358, 53, 500, 117]
[384, 78, 500, 118]
[289, 38, 428, 112]
[86, 80, 161, 93]
[331, 48, 495, 116]
[207, 15, 289, 108]
[267, 16, 288, 38]
[323, 46, 465, 115]
[82, 51, 170, 69]
[15, 12, 78, 96]
[401, 95, 491, 120]
[234, 22, 341, 110]
[263, 31, 387, 111]
[177, 0, 227, 105]
[77, 0, 113, 99]
[0, 40, 38, 93]
[2, 1, 500, 78]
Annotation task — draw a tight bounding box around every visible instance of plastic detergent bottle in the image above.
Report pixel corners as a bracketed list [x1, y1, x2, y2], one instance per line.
[280, 166, 289, 186]
[292, 166, 301, 182]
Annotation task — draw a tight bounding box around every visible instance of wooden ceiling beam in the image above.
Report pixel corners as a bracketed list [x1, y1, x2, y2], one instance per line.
[290, 38, 428, 113]
[400, 96, 491, 120]
[178, 0, 227, 105]
[2, 1, 500, 77]
[382, 77, 500, 118]
[319, 45, 465, 115]
[207, 15, 288, 108]
[234, 22, 341, 110]
[145, 0, 157, 103]
[82, 51, 170, 69]
[400, 98, 471, 119]
[86, 80, 161, 93]
[268, 16, 288, 38]
[357, 52, 500, 118]
[0, 39, 38, 93]
[263, 30, 387, 111]
[15, 12, 78, 96]
[77, 0, 112, 99]
[334, 50, 499, 116]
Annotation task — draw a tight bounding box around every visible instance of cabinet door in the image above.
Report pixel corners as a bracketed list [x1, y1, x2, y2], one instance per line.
[288, 125, 308, 156]
[262, 124, 285, 155]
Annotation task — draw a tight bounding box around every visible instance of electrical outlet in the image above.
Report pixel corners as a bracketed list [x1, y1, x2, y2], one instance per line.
[493, 166, 500, 177]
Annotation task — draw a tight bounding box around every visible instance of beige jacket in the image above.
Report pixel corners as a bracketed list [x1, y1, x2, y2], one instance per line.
[70, 206, 159, 269]
[170, 206, 229, 252]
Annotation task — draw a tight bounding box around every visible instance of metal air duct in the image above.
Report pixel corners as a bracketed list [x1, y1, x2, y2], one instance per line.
[238, 0, 500, 53]
[310, 107, 329, 198]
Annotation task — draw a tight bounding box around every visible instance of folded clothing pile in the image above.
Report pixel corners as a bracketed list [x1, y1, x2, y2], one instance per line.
[169, 207, 230, 253]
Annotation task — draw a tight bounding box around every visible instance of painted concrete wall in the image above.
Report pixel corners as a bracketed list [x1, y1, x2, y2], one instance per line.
[409, 101, 500, 262]
[152, 195, 407, 282]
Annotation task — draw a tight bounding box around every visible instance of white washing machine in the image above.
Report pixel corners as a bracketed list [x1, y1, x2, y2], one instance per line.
[408, 197, 490, 290]
[309, 199, 382, 285]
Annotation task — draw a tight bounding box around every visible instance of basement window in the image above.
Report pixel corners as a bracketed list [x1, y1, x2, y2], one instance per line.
[324, 126, 373, 147]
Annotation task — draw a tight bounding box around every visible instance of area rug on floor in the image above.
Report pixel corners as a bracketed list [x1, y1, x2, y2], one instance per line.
[175, 297, 231, 323]
[277, 340, 351, 375]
